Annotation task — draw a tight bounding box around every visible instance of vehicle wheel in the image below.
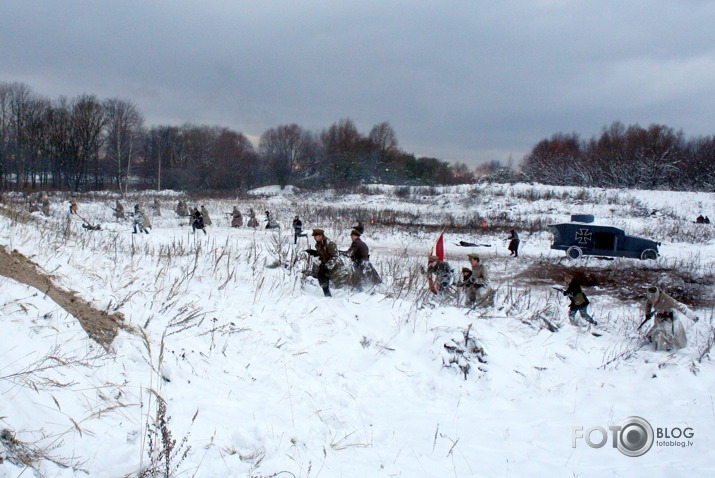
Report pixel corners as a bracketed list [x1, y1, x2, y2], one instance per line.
[640, 249, 657, 260]
[566, 246, 583, 260]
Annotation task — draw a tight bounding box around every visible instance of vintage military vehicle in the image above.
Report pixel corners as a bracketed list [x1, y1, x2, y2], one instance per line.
[549, 214, 660, 260]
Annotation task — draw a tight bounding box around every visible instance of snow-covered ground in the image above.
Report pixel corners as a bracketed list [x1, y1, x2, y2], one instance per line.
[1, 183, 714, 477]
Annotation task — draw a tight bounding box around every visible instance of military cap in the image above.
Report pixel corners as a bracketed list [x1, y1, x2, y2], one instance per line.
[467, 253, 480, 261]
[428, 255, 439, 262]
[461, 267, 471, 274]
[312, 228, 325, 236]
[350, 229, 362, 236]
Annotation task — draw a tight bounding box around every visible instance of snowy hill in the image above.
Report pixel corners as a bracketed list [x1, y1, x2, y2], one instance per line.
[1, 183, 714, 477]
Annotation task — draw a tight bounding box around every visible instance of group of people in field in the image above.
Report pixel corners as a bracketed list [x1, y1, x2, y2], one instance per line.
[426, 228, 521, 309]
[302, 221, 381, 297]
[424, 225, 699, 353]
[32, 195, 702, 353]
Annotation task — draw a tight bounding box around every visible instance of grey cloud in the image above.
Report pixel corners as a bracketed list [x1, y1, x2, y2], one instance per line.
[1, 0, 714, 166]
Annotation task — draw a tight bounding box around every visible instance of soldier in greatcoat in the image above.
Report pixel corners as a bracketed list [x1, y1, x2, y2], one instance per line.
[69, 197, 78, 215]
[132, 204, 149, 234]
[152, 198, 161, 216]
[247, 208, 259, 228]
[343, 229, 381, 290]
[265, 210, 279, 229]
[141, 207, 152, 232]
[507, 229, 520, 257]
[304, 228, 346, 297]
[457, 267, 479, 306]
[113, 201, 125, 219]
[466, 253, 491, 300]
[641, 286, 698, 351]
[201, 205, 212, 226]
[176, 200, 189, 217]
[230, 206, 243, 227]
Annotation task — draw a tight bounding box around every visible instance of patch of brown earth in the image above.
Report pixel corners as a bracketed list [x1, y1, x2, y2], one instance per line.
[0, 245, 130, 349]
[515, 259, 715, 308]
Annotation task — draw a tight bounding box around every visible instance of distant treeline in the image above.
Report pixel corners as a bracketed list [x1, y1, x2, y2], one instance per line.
[521, 122, 715, 190]
[0, 81, 473, 192]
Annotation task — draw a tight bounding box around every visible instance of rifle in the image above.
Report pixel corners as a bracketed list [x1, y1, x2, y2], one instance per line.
[637, 314, 654, 330]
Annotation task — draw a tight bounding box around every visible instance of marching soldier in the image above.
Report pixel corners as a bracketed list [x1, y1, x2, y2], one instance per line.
[201, 205, 212, 226]
[304, 228, 346, 297]
[343, 229, 381, 290]
[69, 197, 78, 215]
[230, 206, 243, 227]
[562, 273, 596, 326]
[192, 209, 207, 234]
[113, 201, 125, 219]
[132, 204, 149, 234]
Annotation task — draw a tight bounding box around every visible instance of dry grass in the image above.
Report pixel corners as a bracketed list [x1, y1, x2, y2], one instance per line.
[515, 258, 715, 308]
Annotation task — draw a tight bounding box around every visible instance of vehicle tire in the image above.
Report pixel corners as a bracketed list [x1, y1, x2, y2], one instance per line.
[566, 246, 583, 260]
[640, 249, 657, 260]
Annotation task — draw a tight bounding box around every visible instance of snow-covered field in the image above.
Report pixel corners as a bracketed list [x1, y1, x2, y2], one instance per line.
[1, 183, 714, 477]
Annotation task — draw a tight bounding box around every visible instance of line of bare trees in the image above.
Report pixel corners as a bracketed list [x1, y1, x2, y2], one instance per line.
[521, 122, 715, 190]
[0, 82, 472, 193]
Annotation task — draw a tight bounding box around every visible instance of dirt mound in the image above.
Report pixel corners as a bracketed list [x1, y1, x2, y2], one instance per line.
[0, 246, 129, 349]
[515, 259, 715, 308]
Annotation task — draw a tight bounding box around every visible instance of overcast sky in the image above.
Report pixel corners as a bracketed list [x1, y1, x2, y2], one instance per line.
[1, 0, 714, 166]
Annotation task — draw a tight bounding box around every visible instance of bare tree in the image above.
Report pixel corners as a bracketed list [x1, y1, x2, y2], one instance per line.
[259, 124, 313, 188]
[104, 98, 144, 195]
[68, 95, 107, 191]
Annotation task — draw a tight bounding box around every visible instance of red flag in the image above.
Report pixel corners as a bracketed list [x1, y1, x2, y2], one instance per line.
[430, 231, 444, 262]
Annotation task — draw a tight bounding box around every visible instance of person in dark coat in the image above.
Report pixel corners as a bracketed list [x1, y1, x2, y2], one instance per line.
[344, 230, 369, 265]
[507, 229, 520, 257]
[343, 229, 381, 290]
[563, 273, 596, 326]
[292, 216, 305, 244]
[192, 209, 207, 234]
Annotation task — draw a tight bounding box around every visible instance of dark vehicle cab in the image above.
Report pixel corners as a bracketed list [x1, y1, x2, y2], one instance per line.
[549, 214, 660, 260]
